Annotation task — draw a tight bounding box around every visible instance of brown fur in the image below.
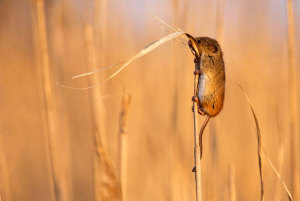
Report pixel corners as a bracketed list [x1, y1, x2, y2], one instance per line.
[188, 36, 225, 117]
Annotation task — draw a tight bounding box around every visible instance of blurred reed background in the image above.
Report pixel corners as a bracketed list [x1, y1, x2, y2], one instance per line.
[0, 0, 299, 201]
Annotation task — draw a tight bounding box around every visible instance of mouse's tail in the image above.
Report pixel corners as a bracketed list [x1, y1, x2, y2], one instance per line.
[200, 116, 210, 159]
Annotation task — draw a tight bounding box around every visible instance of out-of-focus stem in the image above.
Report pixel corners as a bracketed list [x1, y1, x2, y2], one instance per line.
[286, 0, 299, 200]
[119, 92, 131, 201]
[228, 165, 236, 201]
[34, 1, 60, 200]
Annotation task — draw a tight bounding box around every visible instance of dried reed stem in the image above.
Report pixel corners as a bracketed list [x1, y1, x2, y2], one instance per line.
[286, 0, 299, 200]
[193, 65, 202, 201]
[84, 24, 121, 201]
[34, 1, 60, 200]
[119, 92, 131, 201]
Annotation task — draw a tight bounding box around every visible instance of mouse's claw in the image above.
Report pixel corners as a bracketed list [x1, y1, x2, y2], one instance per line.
[194, 69, 201, 75]
[192, 96, 200, 105]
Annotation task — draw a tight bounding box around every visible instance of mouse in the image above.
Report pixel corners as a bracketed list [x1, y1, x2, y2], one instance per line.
[186, 34, 225, 117]
[186, 34, 225, 161]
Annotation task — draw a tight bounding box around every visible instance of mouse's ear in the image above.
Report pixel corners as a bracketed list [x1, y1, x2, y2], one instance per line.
[208, 44, 218, 53]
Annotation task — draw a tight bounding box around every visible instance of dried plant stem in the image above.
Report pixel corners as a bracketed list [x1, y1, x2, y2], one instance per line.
[286, 0, 299, 200]
[119, 92, 131, 201]
[193, 68, 202, 201]
[34, 1, 60, 200]
[255, 116, 264, 201]
[84, 24, 121, 201]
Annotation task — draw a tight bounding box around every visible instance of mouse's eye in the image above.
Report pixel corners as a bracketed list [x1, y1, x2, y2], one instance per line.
[197, 40, 201, 44]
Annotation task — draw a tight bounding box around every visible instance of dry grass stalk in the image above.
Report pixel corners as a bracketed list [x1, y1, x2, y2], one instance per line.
[72, 31, 184, 81]
[193, 68, 202, 201]
[238, 85, 264, 201]
[286, 0, 299, 199]
[94, 128, 122, 201]
[119, 92, 131, 201]
[33, 1, 61, 200]
[84, 24, 121, 201]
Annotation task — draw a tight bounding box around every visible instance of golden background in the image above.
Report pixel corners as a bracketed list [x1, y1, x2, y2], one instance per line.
[0, 0, 299, 201]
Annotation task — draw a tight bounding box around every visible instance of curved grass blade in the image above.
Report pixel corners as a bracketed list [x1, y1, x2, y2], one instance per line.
[105, 31, 184, 81]
[238, 84, 293, 201]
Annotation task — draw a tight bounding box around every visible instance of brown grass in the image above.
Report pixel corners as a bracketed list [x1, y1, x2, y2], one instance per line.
[33, 1, 60, 200]
[84, 24, 122, 201]
[119, 91, 131, 201]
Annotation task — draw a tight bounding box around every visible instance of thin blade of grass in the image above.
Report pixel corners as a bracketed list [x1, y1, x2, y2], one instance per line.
[238, 84, 293, 201]
[72, 62, 124, 79]
[71, 31, 184, 82]
[237, 84, 264, 201]
[153, 16, 188, 47]
[153, 16, 180, 32]
[262, 146, 294, 201]
[56, 82, 103, 90]
[105, 31, 184, 81]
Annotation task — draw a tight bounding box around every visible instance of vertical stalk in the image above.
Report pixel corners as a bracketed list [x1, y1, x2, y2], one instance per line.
[193, 68, 202, 201]
[33, 1, 60, 200]
[286, 0, 299, 200]
[119, 92, 131, 201]
[84, 24, 121, 201]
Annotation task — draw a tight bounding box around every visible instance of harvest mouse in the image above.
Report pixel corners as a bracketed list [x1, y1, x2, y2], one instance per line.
[187, 34, 225, 117]
[186, 34, 225, 159]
